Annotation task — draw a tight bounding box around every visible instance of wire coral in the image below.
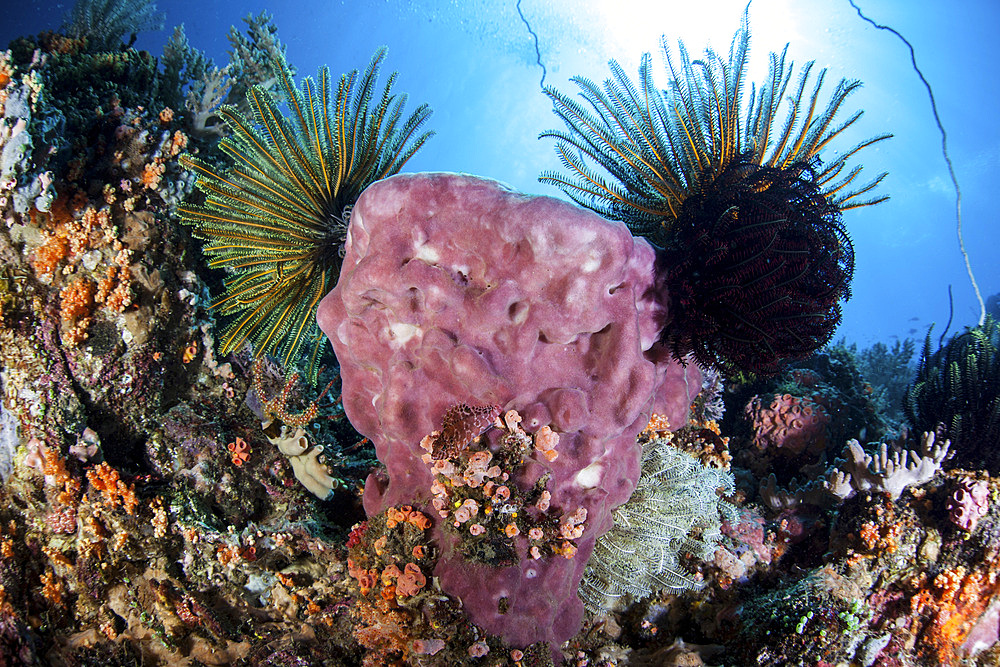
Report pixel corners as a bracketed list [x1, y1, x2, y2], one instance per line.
[847, 0, 985, 326]
[579, 432, 738, 612]
[904, 316, 1000, 472]
[61, 0, 166, 52]
[178, 48, 433, 383]
[540, 15, 890, 377]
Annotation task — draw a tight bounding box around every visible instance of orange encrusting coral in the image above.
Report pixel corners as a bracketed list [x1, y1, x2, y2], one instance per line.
[346, 505, 441, 666]
[31, 198, 134, 344]
[59, 277, 95, 346]
[95, 262, 132, 313]
[909, 560, 1000, 663]
[32, 233, 69, 279]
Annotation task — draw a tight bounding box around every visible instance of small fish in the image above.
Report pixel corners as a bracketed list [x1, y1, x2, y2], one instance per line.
[908, 328, 918, 335]
[908, 316, 920, 321]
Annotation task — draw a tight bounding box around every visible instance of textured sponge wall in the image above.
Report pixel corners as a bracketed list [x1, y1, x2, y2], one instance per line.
[317, 172, 699, 650]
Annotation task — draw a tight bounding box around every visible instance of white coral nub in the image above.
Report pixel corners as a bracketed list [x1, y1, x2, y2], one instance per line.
[265, 421, 338, 499]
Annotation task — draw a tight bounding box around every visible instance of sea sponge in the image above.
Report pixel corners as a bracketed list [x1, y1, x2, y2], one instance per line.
[317, 173, 699, 651]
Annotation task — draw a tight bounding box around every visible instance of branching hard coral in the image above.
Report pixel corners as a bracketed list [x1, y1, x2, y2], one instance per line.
[904, 316, 1000, 472]
[580, 433, 738, 612]
[61, 0, 166, 52]
[541, 15, 890, 377]
[835, 432, 950, 500]
[178, 48, 433, 383]
[225, 12, 292, 108]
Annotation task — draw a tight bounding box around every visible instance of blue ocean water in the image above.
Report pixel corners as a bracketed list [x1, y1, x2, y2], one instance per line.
[3, 0, 997, 348]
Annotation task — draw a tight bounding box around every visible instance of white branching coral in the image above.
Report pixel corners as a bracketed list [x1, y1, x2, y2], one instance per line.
[760, 431, 952, 509]
[580, 436, 738, 612]
[837, 431, 951, 500]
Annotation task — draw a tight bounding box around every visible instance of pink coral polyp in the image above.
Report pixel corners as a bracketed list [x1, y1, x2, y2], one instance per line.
[395, 562, 427, 596]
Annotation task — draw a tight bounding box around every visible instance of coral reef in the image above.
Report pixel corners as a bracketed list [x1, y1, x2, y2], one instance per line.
[0, 7, 998, 667]
[0, 11, 379, 666]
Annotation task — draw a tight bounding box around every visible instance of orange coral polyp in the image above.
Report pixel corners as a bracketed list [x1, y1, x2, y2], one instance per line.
[33, 233, 70, 278]
[59, 278, 95, 323]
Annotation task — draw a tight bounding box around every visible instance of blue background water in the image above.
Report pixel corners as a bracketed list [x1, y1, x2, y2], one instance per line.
[4, 0, 998, 349]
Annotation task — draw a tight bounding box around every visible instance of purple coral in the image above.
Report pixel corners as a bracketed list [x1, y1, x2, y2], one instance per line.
[744, 392, 831, 457]
[947, 478, 989, 531]
[317, 173, 699, 651]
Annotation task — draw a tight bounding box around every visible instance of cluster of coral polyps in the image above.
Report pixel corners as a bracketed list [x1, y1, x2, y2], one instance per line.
[347, 506, 494, 666]
[422, 406, 588, 564]
[744, 392, 832, 456]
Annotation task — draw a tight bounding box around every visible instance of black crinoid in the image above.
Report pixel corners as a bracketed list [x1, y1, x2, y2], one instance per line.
[179, 48, 433, 383]
[541, 15, 890, 377]
[904, 317, 1000, 472]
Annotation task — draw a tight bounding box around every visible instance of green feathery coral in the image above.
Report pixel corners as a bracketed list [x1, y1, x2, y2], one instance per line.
[904, 316, 1000, 472]
[179, 48, 433, 383]
[540, 14, 890, 245]
[580, 436, 737, 612]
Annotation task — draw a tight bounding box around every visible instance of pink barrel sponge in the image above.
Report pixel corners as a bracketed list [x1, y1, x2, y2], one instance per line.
[317, 173, 698, 650]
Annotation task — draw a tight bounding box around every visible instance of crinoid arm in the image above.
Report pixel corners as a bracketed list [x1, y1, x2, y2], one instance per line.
[540, 14, 890, 377]
[179, 47, 433, 383]
[540, 13, 890, 240]
[580, 437, 737, 613]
